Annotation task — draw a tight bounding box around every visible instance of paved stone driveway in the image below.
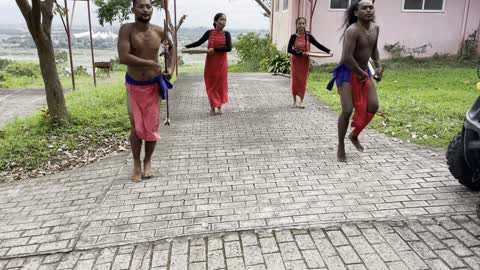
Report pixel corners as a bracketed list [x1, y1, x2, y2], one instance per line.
[0, 89, 46, 129]
[0, 73, 479, 269]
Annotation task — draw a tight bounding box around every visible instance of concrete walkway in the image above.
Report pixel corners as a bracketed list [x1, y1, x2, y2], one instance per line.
[0, 88, 46, 129]
[0, 73, 479, 269]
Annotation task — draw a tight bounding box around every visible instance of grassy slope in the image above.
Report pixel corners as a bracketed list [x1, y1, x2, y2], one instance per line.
[308, 57, 479, 148]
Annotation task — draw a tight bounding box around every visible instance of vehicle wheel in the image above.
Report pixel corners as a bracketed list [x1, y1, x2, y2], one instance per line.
[446, 131, 479, 190]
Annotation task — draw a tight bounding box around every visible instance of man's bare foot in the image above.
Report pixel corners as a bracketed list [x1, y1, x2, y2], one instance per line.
[337, 144, 347, 162]
[209, 109, 215, 116]
[143, 160, 153, 179]
[131, 161, 142, 182]
[216, 107, 223, 115]
[348, 133, 364, 152]
[291, 103, 297, 108]
[297, 102, 305, 109]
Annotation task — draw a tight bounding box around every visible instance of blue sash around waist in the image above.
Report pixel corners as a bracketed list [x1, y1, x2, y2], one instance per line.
[125, 73, 173, 100]
[326, 64, 371, 91]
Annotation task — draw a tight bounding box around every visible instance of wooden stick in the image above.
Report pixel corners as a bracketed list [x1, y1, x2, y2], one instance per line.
[181, 48, 208, 54]
[163, 0, 171, 126]
[307, 52, 333, 58]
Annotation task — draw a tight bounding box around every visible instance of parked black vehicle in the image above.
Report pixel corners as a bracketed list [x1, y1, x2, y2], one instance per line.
[446, 65, 480, 190]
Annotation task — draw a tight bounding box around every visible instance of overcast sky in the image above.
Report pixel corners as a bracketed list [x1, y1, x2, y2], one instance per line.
[0, 0, 270, 30]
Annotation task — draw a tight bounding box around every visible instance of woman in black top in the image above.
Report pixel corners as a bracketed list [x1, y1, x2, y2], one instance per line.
[288, 17, 331, 109]
[183, 13, 232, 116]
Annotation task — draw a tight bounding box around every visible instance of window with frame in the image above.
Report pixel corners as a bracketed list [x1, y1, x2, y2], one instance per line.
[404, 0, 444, 11]
[330, 0, 353, 9]
[283, 0, 289, 10]
[274, 0, 279, 12]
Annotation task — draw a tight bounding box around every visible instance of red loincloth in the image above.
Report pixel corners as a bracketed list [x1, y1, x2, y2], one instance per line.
[125, 82, 160, 142]
[350, 72, 375, 137]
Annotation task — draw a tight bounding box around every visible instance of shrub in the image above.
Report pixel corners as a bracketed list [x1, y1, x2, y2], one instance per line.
[0, 59, 12, 71]
[234, 32, 277, 71]
[112, 63, 127, 72]
[4, 62, 40, 78]
[384, 42, 431, 59]
[460, 31, 479, 60]
[262, 50, 290, 74]
[55, 49, 69, 65]
[0, 62, 41, 87]
[74, 65, 89, 76]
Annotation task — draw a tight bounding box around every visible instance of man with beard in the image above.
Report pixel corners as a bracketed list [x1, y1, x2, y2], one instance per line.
[327, 0, 383, 162]
[118, 0, 175, 182]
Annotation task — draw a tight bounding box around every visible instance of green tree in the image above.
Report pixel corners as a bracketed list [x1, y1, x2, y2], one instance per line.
[95, 0, 139, 26]
[95, 0, 186, 38]
[15, 0, 68, 124]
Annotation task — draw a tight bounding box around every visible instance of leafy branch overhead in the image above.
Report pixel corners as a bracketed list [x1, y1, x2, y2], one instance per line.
[95, 0, 151, 26]
[252, 0, 271, 18]
[94, 0, 186, 36]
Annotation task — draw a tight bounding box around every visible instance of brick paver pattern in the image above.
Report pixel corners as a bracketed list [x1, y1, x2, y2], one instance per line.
[2, 216, 480, 269]
[0, 73, 479, 269]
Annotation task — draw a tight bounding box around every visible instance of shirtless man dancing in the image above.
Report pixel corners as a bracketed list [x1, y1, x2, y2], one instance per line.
[327, 0, 383, 162]
[118, 0, 175, 181]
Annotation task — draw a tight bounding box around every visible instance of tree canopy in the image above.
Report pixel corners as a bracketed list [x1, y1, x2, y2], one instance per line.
[95, 0, 164, 26]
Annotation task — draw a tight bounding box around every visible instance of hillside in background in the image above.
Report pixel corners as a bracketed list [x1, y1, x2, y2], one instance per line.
[0, 24, 267, 50]
[0, 24, 267, 67]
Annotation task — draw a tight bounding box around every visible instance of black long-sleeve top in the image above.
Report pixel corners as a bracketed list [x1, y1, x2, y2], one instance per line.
[287, 33, 330, 56]
[185, 30, 232, 52]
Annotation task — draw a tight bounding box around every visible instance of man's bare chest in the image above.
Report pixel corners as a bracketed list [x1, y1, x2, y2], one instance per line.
[131, 30, 162, 51]
[357, 33, 377, 49]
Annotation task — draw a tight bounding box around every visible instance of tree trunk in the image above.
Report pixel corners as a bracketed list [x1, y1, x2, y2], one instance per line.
[15, 0, 68, 125]
[34, 35, 68, 124]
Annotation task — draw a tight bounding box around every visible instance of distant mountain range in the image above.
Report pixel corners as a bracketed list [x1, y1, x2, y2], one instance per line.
[0, 25, 268, 50]
[0, 24, 267, 35]
[73, 31, 118, 40]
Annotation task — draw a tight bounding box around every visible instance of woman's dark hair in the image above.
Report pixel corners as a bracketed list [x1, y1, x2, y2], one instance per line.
[213, 13, 226, 28]
[295, 17, 307, 33]
[340, 0, 374, 40]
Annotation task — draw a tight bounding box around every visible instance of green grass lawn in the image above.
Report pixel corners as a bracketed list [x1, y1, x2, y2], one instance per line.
[0, 68, 123, 90]
[178, 64, 204, 73]
[0, 71, 130, 180]
[309, 57, 479, 149]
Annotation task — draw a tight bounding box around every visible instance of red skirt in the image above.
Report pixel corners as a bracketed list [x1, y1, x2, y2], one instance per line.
[204, 52, 228, 107]
[290, 55, 309, 98]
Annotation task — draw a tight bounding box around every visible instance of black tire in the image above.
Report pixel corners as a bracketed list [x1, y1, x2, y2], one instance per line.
[446, 131, 479, 190]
